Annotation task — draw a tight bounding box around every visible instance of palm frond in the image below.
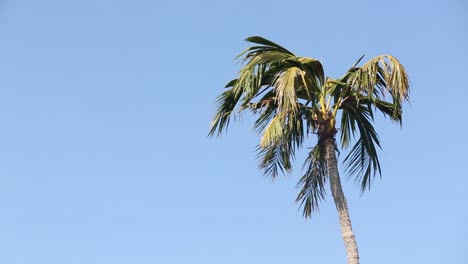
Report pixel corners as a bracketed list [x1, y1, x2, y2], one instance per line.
[348, 55, 410, 110]
[362, 97, 403, 123]
[238, 36, 324, 109]
[273, 67, 303, 113]
[296, 144, 327, 218]
[210, 36, 324, 138]
[337, 54, 410, 191]
[250, 93, 277, 132]
[340, 102, 382, 192]
[297, 57, 325, 86]
[256, 110, 306, 180]
[209, 39, 293, 137]
[333, 54, 409, 131]
[208, 86, 243, 136]
[257, 143, 293, 180]
[260, 114, 284, 148]
[243, 36, 295, 56]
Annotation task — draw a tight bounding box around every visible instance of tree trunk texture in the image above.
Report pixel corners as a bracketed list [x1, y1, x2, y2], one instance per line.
[324, 138, 360, 264]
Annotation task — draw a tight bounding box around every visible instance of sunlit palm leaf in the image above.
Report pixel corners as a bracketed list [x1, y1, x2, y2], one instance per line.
[348, 55, 410, 111]
[257, 110, 306, 180]
[273, 67, 303, 113]
[260, 114, 284, 148]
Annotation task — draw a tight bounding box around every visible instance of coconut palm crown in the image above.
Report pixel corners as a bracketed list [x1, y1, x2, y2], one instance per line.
[209, 36, 410, 217]
[209, 36, 410, 263]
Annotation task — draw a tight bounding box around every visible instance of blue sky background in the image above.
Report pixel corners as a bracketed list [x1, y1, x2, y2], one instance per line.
[0, 0, 467, 263]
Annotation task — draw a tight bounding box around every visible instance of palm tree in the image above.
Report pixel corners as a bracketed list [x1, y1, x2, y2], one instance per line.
[208, 36, 410, 264]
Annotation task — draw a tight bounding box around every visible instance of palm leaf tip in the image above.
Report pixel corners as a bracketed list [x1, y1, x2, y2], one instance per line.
[350, 54, 366, 70]
[208, 87, 243, 137]
[244, 36, 294, 55]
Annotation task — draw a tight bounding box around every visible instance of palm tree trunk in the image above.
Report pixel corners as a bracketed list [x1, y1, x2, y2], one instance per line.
[324, 138, 360, 264]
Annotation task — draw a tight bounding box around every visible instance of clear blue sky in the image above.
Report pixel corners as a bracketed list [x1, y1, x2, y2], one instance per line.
[0, 0, 466, 263]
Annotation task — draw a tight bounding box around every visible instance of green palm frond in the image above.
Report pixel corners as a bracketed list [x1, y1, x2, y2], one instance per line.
[238, 36, 324, 108]
[256, 110, 306, 180]
[257, 143, 293, 180]
[209, 36, 324, 138]
[340, 102, 382, 192]
[208, 86, 243, 137]
[208, 40, 291, 137]
[296, 144, 327, 217]
[239, 36, 295, 58]
[363, 97, 403, 123]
